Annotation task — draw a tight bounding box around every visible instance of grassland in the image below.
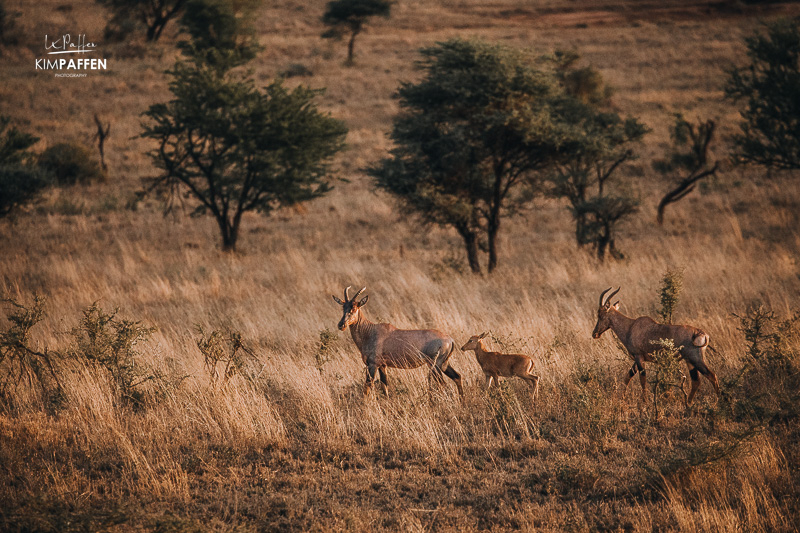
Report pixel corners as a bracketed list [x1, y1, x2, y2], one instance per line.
[1, 0, 800, 531]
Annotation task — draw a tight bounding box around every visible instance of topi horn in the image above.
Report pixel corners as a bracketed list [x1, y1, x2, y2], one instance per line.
[603, 287, 621, 307]
[351, 286, 366, 302]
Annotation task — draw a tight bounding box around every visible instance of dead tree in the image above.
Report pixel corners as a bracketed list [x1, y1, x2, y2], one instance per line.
[93, 114, 111, 173]
[655, 116, 718, 225]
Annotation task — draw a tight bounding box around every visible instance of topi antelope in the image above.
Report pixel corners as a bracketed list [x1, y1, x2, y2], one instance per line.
[461, 333, 540, 399]
[332, 286, 463, 398]
[592, 287, 720, 404]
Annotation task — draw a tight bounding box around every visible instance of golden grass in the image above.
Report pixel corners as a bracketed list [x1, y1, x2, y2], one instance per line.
[1, 0, 800, 531]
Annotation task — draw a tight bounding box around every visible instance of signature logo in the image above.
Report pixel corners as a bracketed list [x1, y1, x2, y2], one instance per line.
[35, 34, 108, 77]
[45, 34, 99, 55]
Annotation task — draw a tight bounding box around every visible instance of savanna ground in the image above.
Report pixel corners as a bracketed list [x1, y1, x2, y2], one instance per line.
[1, 0, 800, 531]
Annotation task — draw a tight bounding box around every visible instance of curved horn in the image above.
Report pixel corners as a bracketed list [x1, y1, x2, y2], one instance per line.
[352, 286, 366, 302]
[604, 287, 621, 307]
[599, 287, 612, 307]
[344, 286, 351, 301]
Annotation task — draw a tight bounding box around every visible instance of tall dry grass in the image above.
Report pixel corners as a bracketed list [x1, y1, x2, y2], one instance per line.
[1, 0, 800, 531]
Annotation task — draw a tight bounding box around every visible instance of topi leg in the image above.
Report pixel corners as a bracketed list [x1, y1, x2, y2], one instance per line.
[687, 367, 701, 405]
[635, 359, 647, 398]
[443, 365, 464, 397]
[378, 366, 389, 397]
[524, 374, 540, 402]
[364, 364, 377, 398]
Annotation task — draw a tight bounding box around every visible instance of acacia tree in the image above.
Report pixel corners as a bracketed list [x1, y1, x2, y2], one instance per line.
[653, 115, 718, 225]
[322, 0, 391, 64]
[547, 100, 647, 261]
[542, 53, 647, 261]
[573, 195, 639, 261]
[178, 0, 259, 67]
[726, 19, 800, 171]
[141, 14, 347, 252]
[98, 0, 187, 42]
[370, 39, 573, 274]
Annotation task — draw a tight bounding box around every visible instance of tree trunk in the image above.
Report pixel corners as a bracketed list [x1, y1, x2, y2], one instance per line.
[460, 229, 481, 274]
[218, 217, 238, 252]
[152, 21, 166, 42]
[346, 24, 361, 64]
[146, 18, 161, 41]
[574, 212, 587, 247]
[596, 227, 610, 262]
[488, 165, 505, 274]
[487, 222, 499, 273]
[656, 197, 669, 225]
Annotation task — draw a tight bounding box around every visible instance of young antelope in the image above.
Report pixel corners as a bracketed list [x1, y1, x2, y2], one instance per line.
[461, 332, 540, 399]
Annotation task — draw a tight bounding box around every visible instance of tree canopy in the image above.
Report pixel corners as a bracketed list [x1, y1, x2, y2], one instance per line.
[369, 39, 578, 273]
[322, 0, 392, 64]
[726, 19, 800, 171]
[178, 0, 260, 67]
[546, 75, 648, 261]
[98, 0, 187, 42]
[141, 55, 347, 251]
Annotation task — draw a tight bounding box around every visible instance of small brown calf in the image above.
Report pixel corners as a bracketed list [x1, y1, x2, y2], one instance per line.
[461, 333, 540, 399]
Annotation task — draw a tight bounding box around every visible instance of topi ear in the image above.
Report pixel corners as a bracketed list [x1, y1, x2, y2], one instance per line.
[612, 302, 620, 310]
[358, 295, 369, 307]
[332, 295, 344, 305]
[479, 332, 488, 339]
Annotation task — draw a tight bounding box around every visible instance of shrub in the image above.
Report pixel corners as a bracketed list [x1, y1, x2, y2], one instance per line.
[38, 142, 104, 186]
[0, 295, 62, 406]
[0, 0, 22, 47]
[0, 117, 51, 217]
[68, 303, 156, 406]
[0, 165, 53, 218]
[657, 268, 683, 324]
[727, 305, 800, 424]
[196, 326, 254, 387]
[648, 339, 685, 420]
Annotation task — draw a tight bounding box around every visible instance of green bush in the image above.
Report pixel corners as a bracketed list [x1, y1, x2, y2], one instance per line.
[727, 306, 800, 423]
[0, 0, 21, 47]
[657, 268, 683, 324]
[0, 165, 52, 218]
[69, 303, 156, 406]
[0, 295, 62, 407]
[648, 339, 685, 420]
[0, 116, 51, 217]
[196, 326, 254, 387]
[38, 142, 104, 186]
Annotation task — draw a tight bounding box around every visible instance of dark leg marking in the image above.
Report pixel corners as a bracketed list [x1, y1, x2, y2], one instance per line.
[443, 365, 464, 397]
[364, 365, 377, 397]
[635, 359, 647, 394]
[686, 365, 702, 404]
[378, 366, 389, 396]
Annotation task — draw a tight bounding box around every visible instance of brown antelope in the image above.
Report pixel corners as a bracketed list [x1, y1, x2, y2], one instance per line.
[592, 287, 720, 404]
[332, 286, 463, 398]
[461, 333, 540, 398]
